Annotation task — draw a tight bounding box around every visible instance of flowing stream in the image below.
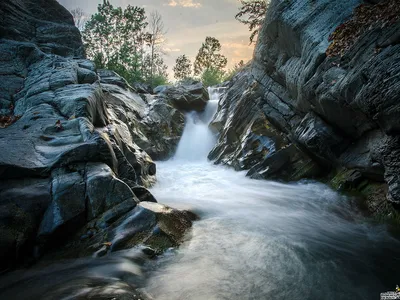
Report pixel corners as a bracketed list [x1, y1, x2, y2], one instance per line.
[1, 89, 400, 299]
[144, 88, 400, 299]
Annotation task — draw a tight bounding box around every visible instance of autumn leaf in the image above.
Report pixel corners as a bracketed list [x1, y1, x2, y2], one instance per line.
[55, 120, 64, 131]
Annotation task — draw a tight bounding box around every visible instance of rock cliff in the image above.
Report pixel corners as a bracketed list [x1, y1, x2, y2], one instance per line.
[0, 0, 188, 271]
[210, 0, 400, 219]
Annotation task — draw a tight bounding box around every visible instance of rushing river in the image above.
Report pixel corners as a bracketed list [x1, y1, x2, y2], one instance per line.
[1, 89, 400, 299]
[144, 89, 400, 299]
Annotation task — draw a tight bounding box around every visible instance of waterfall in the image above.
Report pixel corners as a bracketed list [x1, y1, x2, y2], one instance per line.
[173, 87, 222, 161]
[2, 87, 399, 300]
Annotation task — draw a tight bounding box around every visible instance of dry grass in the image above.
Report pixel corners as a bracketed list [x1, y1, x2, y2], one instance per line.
[326, 0, 400, 57]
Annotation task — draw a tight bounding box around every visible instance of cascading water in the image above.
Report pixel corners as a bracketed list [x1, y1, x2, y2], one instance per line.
[173, 87, 220, 161]
[1, 88, 400, 300]
[144, 88, 400, 299]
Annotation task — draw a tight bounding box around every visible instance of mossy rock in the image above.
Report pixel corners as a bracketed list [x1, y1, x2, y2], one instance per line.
[329, 168, 400, 226]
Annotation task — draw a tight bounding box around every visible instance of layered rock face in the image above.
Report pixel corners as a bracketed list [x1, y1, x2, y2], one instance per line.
[0, 0, 187, 271]
[210, 0, 400, 215]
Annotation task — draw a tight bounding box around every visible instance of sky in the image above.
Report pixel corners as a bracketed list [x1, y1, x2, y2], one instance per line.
[58, 0, 254, 78]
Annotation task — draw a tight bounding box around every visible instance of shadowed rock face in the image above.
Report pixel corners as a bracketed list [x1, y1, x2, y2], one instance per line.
[210, 0, 400, 215]
[0, 0, 187, 271]
[0, 0, 84, 57]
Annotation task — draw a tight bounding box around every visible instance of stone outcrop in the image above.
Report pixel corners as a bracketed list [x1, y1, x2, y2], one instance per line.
[99, 69, 185, 161]
[210, 0, 400, 218]
[0, 0, 186, 271]
[154, 82, 210, 112]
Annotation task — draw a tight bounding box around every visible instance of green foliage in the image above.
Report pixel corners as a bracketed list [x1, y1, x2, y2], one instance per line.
[151, 74, 170, 87]
[194, 37, 228, 76]
[223, 60, 245, 82]
[200, 68, 225, 87]
[82, 1, 168, 87]
[141, 52, 168, 86]
[173, 55, 192, 81]
[236, 0, 268, 44]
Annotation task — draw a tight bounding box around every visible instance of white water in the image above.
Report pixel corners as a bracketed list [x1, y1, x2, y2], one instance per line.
[1, 89, 399, 300]
[145, 88, 400, 299]
[174, 88, 220, 161]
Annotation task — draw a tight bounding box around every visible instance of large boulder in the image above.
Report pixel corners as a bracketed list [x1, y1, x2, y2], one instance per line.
[155, 82, 210, 112]
[40, 201, 196, 260]
[209, 0, 400, 217]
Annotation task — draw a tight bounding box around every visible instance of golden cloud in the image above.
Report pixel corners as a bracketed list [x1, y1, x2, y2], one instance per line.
[166, 0, 202, 8]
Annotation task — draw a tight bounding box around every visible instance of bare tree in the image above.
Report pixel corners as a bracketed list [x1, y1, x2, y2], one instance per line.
[148, 11, 167, 85]
[235, 0, 269, 44]
[70, 7, 87, 31]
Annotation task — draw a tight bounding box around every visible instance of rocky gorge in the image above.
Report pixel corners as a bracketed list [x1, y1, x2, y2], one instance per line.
[0, 0, 400, 299]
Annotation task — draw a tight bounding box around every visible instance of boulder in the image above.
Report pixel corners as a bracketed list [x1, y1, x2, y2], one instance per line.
[156, 82, 210, 112]
[42, 202, 196, 259]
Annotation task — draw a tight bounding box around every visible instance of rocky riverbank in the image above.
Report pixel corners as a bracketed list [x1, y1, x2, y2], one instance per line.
[209, 0, 400, 221]
[0, 0, 205, 272]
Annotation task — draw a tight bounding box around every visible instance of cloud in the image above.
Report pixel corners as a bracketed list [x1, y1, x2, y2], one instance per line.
[166, 0, 202, 8]
[164, 47, 181, 52]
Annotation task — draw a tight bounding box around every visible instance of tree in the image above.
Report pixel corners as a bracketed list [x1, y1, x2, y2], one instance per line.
[82, 0, 148, 83]
[173, 55, 192, 81]
[194, 37, 227, 76]
[142, 52, 169, 86]
[235, 0, 268, 44]
[200, 68, 225, 87]
[70, 7, 87, 31]
[147, 11, 167, 85]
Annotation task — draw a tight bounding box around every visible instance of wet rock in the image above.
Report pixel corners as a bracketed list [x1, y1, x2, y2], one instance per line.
[0, 0, 187, 269]
[247, 144, 321, 181]
[156, 82, 209, 112]
[133, 82, 152, 94]
[100, 71, 185, 161]
[153, 85, 169, 94]
[208, 68, 290, 173]
[43, 202, 196, 260]
[132, 186, 158, 203]
[38, 170, 86, 239]
[0, 178, 52, 270]
[210, 0, 400, 215]
[0, 0, 83, 57]
[85, 163, 139, 220]
[294, 112, 349, 165]
[110, 202, 194, 254]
